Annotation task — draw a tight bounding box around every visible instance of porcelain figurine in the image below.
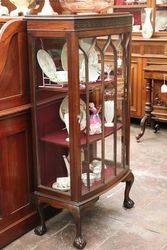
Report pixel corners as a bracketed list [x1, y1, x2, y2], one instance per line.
[89, 102, 101, 135]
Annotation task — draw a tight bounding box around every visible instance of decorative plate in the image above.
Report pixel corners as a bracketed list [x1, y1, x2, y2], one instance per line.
[59, 96, 86, 131]
[61, 43, 84, 71]
[37, 49, 58, 83]
[61, 39, 99, 82]
[79, 38, 98, 66]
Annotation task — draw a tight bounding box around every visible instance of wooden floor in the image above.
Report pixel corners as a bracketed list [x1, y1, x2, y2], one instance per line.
[4, 124, 167, 250]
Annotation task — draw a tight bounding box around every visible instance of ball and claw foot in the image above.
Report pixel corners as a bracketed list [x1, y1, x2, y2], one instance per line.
[73, 236, 86, 249]
[34, 225, 47, 236]
[123, 198, 135, 209]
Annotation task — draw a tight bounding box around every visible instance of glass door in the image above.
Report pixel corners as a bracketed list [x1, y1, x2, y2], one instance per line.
[76, 34, 131, 198]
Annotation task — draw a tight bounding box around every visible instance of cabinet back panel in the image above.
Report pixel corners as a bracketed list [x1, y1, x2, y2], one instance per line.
[36, 99, 67, 186]
[37, 98, 64, 137]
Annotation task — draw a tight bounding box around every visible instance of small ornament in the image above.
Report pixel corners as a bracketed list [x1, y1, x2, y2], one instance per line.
[89, 102, 101, 135]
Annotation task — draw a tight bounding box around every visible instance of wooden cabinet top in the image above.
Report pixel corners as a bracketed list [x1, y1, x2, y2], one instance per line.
[25, 13, 132, 32]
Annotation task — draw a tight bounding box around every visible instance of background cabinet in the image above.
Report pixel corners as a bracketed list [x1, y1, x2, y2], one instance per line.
[131, 37, 167, 118]
[110, 0, 167, 35]
[0, 18, 37, 248]
[130, 57, 143, 117]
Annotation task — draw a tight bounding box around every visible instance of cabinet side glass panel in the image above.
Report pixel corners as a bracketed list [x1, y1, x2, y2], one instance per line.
[33, 37, 71, 194]
[78, 35, 126, 196]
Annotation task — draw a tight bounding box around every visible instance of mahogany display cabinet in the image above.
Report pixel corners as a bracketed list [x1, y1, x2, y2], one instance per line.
[26, 14, 135, 249]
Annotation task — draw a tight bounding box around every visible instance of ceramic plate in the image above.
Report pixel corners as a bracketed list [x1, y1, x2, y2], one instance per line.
[79, 38, 98, 66]
[61, 43, 84, 71]
[59, 96, 86, 131]
[61, 39, 99, 82]
[37, 49, 58, 83]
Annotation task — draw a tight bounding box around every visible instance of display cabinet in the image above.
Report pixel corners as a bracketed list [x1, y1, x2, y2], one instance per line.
[27, 14, 135, 249]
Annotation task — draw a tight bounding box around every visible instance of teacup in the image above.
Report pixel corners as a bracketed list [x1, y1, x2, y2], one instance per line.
[54, 71, 68, 83]
[82, 173, 95, 187]
[90, 159, 106, 171]
[52, 176, 70, 190]
[93, 167, 101, 180]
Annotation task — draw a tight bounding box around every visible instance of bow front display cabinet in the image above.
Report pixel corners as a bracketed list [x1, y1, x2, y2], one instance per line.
[26, 14, 135, 249]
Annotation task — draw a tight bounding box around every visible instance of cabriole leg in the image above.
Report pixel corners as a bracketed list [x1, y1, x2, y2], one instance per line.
[72, 207, 86, 249]
[123, 172, 135, 209]
[136, 115, 148, 142]
[34, 203, 47, 236]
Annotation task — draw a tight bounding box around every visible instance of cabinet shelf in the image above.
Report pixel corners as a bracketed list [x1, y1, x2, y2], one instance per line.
[41, 123, 122, 147]
[48, 164, 125, 195]
[38, 79, 115, 93]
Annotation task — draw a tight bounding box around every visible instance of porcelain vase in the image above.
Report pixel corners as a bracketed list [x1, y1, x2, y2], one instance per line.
[104, 100, 114, 127]
[142, 8, 153, 39]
